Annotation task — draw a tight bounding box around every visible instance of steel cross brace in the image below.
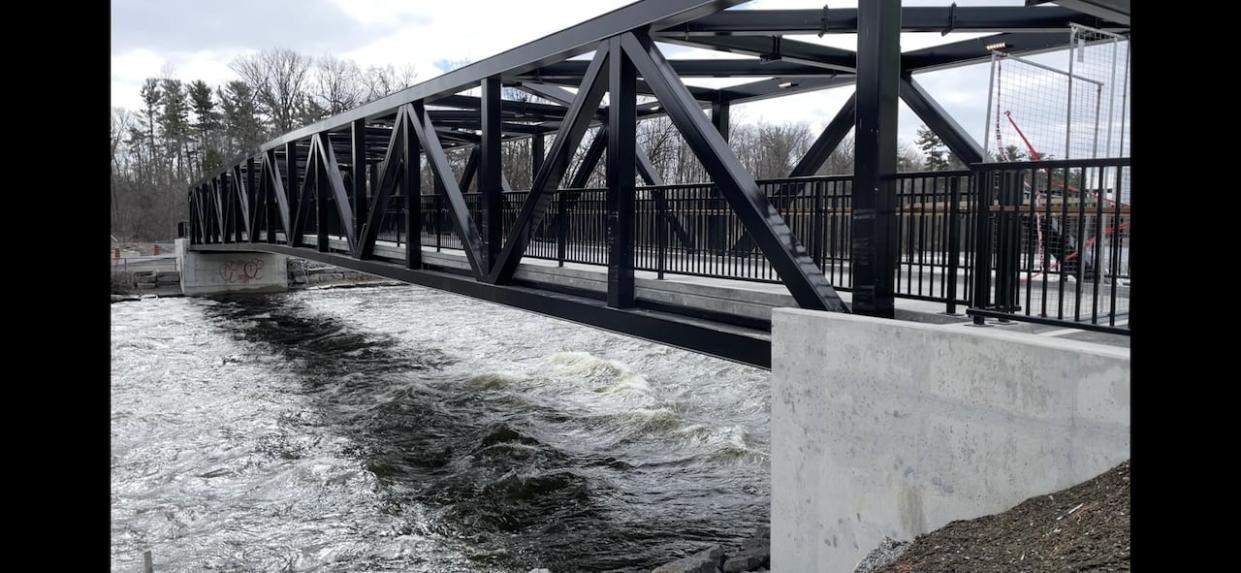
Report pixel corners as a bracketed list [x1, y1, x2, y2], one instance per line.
[620, 31, 847, 312]
[488, 45, 611, 285]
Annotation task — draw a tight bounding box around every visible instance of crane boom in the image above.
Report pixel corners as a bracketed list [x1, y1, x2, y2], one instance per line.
[1004, 110, 1041, 160]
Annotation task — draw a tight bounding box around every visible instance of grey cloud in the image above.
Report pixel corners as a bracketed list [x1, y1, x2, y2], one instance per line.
[111, 0, 429, 55]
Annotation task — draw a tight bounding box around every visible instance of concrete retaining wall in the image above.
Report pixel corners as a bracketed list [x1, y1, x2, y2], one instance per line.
[770, 309, 1130, 572]
[177, 239, 288, 295]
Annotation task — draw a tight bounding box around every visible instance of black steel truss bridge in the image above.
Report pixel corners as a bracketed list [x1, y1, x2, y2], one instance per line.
[186, 0, 1132, 367]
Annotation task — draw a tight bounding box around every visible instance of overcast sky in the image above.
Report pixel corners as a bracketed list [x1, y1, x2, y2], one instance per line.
[112, 0, 1116, 151]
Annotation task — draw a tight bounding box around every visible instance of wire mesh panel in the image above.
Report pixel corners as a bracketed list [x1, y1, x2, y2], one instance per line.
[1068, 25, 1129, 161]
[984, 51, 1103, 163]
[1068, 24, 1131, 205]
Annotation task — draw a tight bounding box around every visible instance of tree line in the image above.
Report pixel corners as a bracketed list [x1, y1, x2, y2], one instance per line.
[111, 48, 418, 241]
[112, 47, 958, 241]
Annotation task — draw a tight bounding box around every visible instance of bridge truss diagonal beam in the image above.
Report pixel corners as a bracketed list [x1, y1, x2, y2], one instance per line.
[311, 132, 358, 255]
[409, 102, 487, 278]
[489, 46, 611, 285]
[899, 74, 985, 165]
[726, 92, 857, 255]
[290, 140, 321, 248]
[791, 92, 858, 178]
[245, 159, 258, 242]
[263, 149, 293, 240]
[358, 107, 409, 260]
[211, 178, 224, 242]
[620, 31, 847, 312]
[402, 107, 422, 269]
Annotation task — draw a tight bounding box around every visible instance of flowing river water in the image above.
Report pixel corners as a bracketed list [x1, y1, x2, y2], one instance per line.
[111, 284, 770, 572]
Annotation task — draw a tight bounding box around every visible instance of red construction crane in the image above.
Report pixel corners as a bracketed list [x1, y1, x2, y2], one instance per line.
[1004, 110, 1043, 161]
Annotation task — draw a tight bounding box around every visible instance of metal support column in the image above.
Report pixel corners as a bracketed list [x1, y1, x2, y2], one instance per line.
[285, 142, 299, 244]
[315, 138, 329, 252]
[532, 133, 545, 181]
[265, 158, 277, 243]
[711, 99, 730, 141]
[404, 111, 422, 269]
[709, 98, 731, 252]
[352, 119, 368, 247]
[480, 75, 504, 274]
[606, 36, 637, 308]
[852, 0, 901, 318]
[246, 157, 257, 241]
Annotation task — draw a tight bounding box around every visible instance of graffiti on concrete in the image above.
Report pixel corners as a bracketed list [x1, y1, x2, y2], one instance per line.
[219, 258, 265, 284]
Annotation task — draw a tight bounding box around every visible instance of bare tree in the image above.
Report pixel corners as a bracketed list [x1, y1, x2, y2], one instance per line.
[362, 64, 418, 103]
[313, 56, 365, 115]
[232, 48, 312, 134]
[639, 116, 679, 183]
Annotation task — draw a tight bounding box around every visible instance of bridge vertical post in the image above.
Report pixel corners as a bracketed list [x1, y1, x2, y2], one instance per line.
[369, 160, 379, 238]
[606, 35, 636, 309]
[557, 190, 567, 267]
[205, 184, 213, 244]
[656, 187, 667, 279]
[315, 137, 330, 252]
[246, 157, 257, 242]
[236, 166, 250, 242]
[218, 175, 228, 242]
[945, 175, 962, 314]
[223, 174, 236, 243]
[285, 142, 299, 245]
[851, 0, 900, 318]
[434, 177, 444, 252]
[480, 75, 503, 275]
[188, 192, 196, 245]
[194, 188, 201, 245]
[352, 119, 368, 251]
[532, 133, 545, 182]
[708, 98, 731, 254]
[404, 109, 422, 269]
[971, 170, 995, 325]
[265, 159, 277, 243]
[711, 99, 730, 141]
[208, 185, 215, 244]
[216, 177, 226, 244]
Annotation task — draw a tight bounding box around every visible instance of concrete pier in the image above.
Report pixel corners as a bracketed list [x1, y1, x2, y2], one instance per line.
[770, 309, 1130, 572]
[175, 238, 288, 296]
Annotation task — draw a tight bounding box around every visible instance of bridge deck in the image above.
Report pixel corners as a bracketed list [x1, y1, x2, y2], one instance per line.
[357, 237, 1130, 347]
[190, 234, 1127, 366]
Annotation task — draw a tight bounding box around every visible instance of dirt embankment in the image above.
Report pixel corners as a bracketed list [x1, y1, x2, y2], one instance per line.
[869, 461, 1130, 573]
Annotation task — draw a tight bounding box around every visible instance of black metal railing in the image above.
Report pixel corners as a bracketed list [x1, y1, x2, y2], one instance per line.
[219, 160, 1129, 333]
[968, 157, 1130, 333]
[412, 172, 976, 310]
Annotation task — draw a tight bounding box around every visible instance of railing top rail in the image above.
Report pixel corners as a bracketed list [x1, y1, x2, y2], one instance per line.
[891, 169, 975, 178]
[971, 157, 1131, 170]
[629, 174, 854, 191]
[756, 175, 855, 184]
